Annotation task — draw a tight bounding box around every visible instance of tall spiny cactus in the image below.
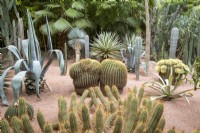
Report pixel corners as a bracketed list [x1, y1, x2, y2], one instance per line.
[169, 27, 179, 59]
[85, 35, 89, 58]
[135, 37, 142, 80]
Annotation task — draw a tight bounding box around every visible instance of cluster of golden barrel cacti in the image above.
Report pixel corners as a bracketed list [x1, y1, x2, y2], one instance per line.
[1, 86, 200, 133]
[69, 58, 127, 95]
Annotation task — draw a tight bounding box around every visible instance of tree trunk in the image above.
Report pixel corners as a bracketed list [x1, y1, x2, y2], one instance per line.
[145, 0, 151, 76]
[75, 44, 81, 63]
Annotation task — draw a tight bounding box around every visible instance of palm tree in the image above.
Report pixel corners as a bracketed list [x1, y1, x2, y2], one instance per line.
[68, 28, 86, 63]
[33, 0, 92, 49]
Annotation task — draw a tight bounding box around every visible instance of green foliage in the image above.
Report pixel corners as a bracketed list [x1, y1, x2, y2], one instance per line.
[192, 57, 200, 90]
[90, 32, 122, 61]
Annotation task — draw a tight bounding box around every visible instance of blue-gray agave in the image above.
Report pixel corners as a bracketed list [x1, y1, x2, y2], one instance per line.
[3, 11, 66, 105]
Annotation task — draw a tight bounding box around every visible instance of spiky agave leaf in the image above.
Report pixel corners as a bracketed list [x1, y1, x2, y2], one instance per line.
[90, 32, 122, 60]
[0, 66, 13, 105]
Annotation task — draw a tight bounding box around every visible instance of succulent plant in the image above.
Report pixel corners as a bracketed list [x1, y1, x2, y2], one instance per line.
[5, 11, 66, 105]
[155, 59, 190, 85]
[69, 59, 101, 95]
[100, 59, 127, 93]
[4, 97, 34, 121]
[90, 32, 122, 61]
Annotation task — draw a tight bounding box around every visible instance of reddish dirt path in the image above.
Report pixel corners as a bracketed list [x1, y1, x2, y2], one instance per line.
[1, 60, 199, 133]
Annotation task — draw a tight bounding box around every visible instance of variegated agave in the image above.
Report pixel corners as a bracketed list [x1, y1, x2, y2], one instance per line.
[1, 11, 66, 105]
[143, 73, 194, 103]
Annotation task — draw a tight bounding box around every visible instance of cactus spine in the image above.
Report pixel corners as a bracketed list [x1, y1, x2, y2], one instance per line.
[69, 111, 78, 133]
[96, 107, 104, 133]
[44, 123, 53, 133]
[100, 59, 127, 93]
[81, 104, 91, 131]
[147, 103, 164, 133]
[37, 110, 46, 131]
[11, 116, 24, 133]
[21, 115, 34, 133]
[1, 119, 11, 133]
[134, 37, 142, 80]
[69, 59, 101, 95]
[113, 116, 123, 133]
[169, 27, 179, 59]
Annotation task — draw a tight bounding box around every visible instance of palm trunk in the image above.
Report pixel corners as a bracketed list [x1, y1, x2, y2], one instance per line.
[145, 0, 151, 76]
[75, 44, 81, 63]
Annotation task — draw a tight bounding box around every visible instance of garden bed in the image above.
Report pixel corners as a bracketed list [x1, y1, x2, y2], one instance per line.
[0, 59, 199, 133]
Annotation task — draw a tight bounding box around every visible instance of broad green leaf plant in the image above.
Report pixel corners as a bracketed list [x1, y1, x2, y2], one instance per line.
[3, 11, 66, 105]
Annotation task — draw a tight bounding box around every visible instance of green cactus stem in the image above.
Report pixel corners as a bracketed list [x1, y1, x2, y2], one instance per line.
[11, 116, 24, 133]
[169, 27, 179, 59]
[44, 123, 53, 133]
[1, 119, 11, 133]
[134, 37, 142, 80]
[82, 104, 91, 131]
[113, 116, 123, 133]
[37, 110, 46, 131]
[96, 107, 104, 133]
[21, 115, 34, 133]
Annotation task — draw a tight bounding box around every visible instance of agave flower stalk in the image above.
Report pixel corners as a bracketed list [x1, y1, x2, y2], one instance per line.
[5, 11, 66, 104]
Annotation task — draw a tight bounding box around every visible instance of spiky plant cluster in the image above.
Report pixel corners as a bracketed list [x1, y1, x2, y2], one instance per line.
[4, 97, 34, 122]
[155, 59, 190, 85]
[90, 32, 122, 61]
[69, 59, 101, 95]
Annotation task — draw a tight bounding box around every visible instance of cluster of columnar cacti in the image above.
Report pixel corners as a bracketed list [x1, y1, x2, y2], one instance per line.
[69, 59, 101, 95]
[169, 27, 179, 59]
[100, 59, 127, 94]
[34, 86, 166, 133]
[4, 97, 34, 122]
[155, 59, 190, 85]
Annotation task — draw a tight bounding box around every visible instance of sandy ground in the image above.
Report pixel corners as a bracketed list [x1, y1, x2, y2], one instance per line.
[0, 59, 200, 133]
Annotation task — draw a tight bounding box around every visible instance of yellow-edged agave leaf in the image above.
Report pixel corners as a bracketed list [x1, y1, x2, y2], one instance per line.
[53, 18, 72, 32]
[64, 8, 84, 18]
[0, 66, 13, 105]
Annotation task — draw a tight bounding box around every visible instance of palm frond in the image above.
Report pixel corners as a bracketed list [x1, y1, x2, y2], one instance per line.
[64, 8, 84, 18]
[40, 21, 57, 35]
[71, 1, 85, 10]
[45, 4, 61, 10]
[53, 18, 72, 33]
[34, 9, 55, 18]
[73, 18, 93, 29]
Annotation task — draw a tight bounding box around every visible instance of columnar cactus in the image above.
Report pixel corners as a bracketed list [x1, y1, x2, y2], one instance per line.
[85, 35, 90, 58]
[169, 27, 179, 59]
[69, 59, 101, 95]
[135, 37, 142, 80]
[155, 59, 190, 85]
[100, 59, 127, 93]
[4, 97, 34, 121]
